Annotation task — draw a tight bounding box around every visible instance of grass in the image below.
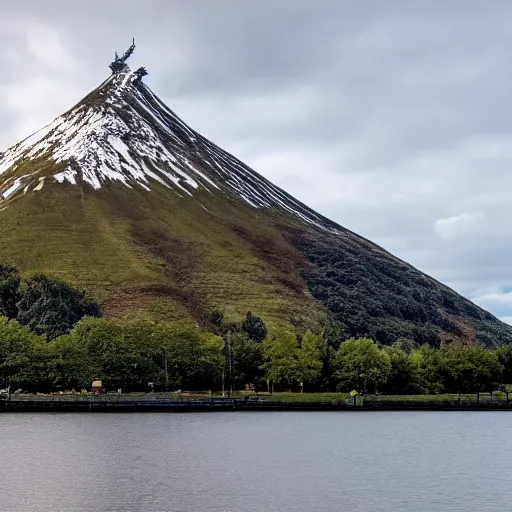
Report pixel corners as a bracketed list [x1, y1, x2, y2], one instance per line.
[225, 392, 507, 403]
[365, 394, 490, 402]
[258, 392, 349, 402]
[0, 178, 328, 330]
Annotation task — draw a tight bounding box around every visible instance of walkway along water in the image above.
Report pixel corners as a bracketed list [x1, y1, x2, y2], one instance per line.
[2, 395, 512, 412]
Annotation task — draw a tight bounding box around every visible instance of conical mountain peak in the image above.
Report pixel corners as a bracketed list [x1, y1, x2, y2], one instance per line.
[0, 43, 337, 232]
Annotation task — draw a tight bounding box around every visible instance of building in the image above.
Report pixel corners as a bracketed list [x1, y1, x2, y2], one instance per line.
[92, 379, 102, 394]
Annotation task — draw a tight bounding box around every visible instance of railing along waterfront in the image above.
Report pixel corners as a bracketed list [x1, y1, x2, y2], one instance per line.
[2, 393, 512, 412]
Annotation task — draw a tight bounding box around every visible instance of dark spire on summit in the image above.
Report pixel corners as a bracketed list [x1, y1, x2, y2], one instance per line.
[109, 38, 136, 74]
[132, 67, 148, 84]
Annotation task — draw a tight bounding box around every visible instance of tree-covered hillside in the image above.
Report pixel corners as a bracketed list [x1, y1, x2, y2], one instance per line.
[293, 230, 512, 348]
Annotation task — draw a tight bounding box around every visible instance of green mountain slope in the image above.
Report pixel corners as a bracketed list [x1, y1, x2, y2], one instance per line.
[0, 180, 327, 329]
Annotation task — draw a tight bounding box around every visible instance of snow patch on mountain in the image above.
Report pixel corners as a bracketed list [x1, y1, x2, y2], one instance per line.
[0, 67, 339, 233]
[54, 170, 77, 185]
[33, 177, 45, 191]
[2, 179, 22, 199]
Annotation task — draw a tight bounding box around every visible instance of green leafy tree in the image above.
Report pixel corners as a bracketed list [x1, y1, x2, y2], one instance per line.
[0, 265, 21, 319]
[29, 341, 61, 392]
[198, 332, 225, 389]
[382, 344, 423, 394]
[120, 319, 165, 390]
[440, 344, 502, 393]
[393, 338, 418, 355]
[297, 331, 326, 391]
[231, 332, 264, 388]
[262, 328, 300, 390]
[67, 317, 224, 392]
[209, 309, 225, 336]
[322, 318, 347, 349]
[242, 312, 268, 343]
[154, 320, 222, 390]
[17, 274, 101, 339]
[411, 344, 445, 393]
[334, 338, 391, 393]
[48, 334, 94, 390]
[0, 317, 46, 390]
[323, 345, 338, 391]
[495, 345, 512, 386]
[71, 317, 131, 390]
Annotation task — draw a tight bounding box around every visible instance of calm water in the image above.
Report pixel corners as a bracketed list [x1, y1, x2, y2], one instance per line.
[0, 411, 510, 512]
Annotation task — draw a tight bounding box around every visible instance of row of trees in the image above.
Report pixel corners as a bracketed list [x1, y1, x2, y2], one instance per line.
[0, 265, 511, 395]
[2, 308, 512, 395]
[240, 328, 512, 395]
[0, 317, 224, 392]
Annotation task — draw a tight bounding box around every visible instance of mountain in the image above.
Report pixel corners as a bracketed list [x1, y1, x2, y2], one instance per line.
[0, 42, 510, 347]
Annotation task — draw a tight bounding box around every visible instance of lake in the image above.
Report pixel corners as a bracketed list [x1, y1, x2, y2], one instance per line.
[0, 411, 510, 511]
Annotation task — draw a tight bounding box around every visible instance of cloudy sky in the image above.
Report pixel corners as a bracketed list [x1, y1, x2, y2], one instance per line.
[1, 1, 512, 322]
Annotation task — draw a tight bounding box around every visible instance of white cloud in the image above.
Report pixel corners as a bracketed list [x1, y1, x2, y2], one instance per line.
[0, 77, 85, 146]
[474, 291, 512, 308]
[0, 47, 21, 65]
[25, 25, 83, 72]
[2, 77, 62, 112]
[169, 85, 324, 141]
[501, 316, 512, 326]
[0, 15, 89, 149]
[434, 212, 485, 240]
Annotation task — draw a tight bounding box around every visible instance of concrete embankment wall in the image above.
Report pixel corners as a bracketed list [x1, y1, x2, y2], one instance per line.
[1, 398, 512, 412]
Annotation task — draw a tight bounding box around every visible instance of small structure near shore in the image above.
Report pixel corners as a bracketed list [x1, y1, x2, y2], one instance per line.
[91, 379, 102, 395]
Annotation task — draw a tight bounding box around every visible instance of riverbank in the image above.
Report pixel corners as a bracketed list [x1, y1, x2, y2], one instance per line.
[2, 395, 512, 412]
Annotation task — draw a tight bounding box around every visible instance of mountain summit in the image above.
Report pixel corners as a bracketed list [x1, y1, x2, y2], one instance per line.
[0, 41, 335, 233]
[0, 41, 510, 347]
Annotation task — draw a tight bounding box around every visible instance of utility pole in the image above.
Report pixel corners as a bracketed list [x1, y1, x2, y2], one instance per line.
[223, 330, 233, 397]
[163, 348, 169, 392]
[227, 330, 233, 394]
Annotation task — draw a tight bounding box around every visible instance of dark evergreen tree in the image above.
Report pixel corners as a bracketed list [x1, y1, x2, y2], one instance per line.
[231, 332, 264, 387]
[0, 264, 21, 319]
[496, 345, 512, 385]
[209, 309, 225, 336]
[16, 274, 100, 340]
[382, 344, 423, 394]
[241, 311, 268, 343]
